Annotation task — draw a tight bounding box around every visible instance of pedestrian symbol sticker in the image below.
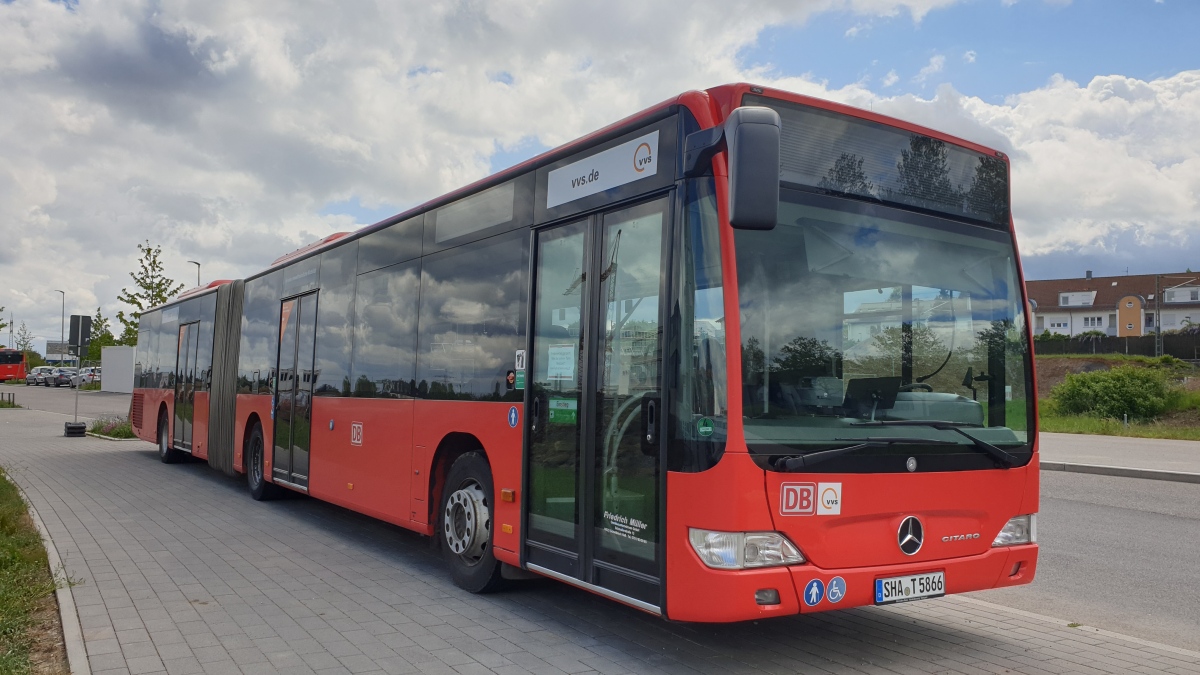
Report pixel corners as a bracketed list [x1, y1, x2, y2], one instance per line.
[827, 576, 846, 604]
[803, 579, 824, 607]
[507, 406, 519, 428]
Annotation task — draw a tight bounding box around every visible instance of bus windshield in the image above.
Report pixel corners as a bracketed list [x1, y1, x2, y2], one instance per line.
[734, 188, 1033, 469]
[0, 350, 25, 365]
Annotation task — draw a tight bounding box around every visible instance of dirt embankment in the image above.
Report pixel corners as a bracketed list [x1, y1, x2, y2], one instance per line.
[1034, 357, 1114, 399]
[1034, 355, 1199, 399]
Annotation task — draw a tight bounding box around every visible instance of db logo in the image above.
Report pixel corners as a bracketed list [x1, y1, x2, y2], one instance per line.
[781, 483, 815, 515]
[350, 422, 363, 446]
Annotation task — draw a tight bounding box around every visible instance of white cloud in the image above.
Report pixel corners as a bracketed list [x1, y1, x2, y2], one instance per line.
[914, 54, 947, 83]
[963, 50, 977, 63]
[0, 0, 1195, 346]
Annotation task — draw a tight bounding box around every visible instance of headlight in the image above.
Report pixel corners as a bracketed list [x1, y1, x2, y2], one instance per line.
[688, 528, 805, 569]
[992, 514, 1037, 547]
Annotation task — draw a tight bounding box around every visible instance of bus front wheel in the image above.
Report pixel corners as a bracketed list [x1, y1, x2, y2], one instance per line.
[440, 452, 505, 593]
[246, 423, 282, 501]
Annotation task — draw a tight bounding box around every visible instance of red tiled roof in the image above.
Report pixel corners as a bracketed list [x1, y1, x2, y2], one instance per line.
[1026, 272, 1200, 310]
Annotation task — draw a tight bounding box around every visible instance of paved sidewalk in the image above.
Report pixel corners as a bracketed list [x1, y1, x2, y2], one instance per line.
[1040, 432, 1200, 475]
[3, 410, 1200, 675]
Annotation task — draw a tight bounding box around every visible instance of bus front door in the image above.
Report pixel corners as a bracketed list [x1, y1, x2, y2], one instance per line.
[525, 196, 669, 612]
[173, 322, 199, 452]
[273, 293, 317, 490]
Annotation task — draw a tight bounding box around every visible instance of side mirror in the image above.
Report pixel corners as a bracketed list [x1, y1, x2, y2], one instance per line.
[683, 106, 781, 230]
[725, 106, 781, 230]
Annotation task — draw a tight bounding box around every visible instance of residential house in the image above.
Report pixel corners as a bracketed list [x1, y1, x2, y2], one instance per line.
[1026, 271, 1200, 337]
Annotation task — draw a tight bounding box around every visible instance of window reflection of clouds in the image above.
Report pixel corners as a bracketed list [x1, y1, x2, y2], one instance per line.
[418, 231, 527, 400]
[314, 241, 358, 396]
[237, 271, 281, 394]
[351, 261, 420, 398]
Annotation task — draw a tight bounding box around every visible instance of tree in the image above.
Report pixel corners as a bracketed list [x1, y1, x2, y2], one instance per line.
[889, 135, 960, 210]
[818, 153, 875, 197]
[965, 155, 1009, 224]
[0, 306, 7, 342]
[86, 306, 118, 362]
[14, 322, 34, 352]
[116, 241, 185, 344]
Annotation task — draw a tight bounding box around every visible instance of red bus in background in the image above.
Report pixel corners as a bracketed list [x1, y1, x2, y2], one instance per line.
[0, 348, 27, 382]
[131, 83, 1038, 622]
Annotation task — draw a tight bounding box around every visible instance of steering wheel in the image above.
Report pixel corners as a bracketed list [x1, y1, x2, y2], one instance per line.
[899, 383, 934, 392]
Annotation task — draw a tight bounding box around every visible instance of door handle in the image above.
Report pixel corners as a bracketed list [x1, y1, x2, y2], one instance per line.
[642, 396, 659, 454]
[531, 397, 541, 433]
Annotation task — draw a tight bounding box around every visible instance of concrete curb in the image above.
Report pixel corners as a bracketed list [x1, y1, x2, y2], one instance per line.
[17, 484, 91, 675]
[1041, 461, 1200, 484]
[85, 432, 141, 442]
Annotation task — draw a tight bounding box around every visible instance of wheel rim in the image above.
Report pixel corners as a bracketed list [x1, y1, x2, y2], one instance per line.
[250, 437, 263, 485]
[443, 482, 489, 564]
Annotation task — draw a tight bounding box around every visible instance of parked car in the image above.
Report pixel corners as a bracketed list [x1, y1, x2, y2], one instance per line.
[26, 366, 55, 386]
[71, 367, 102, 388]
[46, 368, 77, 387]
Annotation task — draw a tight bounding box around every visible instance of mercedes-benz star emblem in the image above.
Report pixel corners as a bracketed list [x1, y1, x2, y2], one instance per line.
[898, 516, 923, 555]
[906, 457, 917, 472]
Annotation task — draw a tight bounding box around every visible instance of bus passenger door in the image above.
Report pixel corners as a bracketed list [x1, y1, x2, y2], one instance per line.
[173, 322, 198, 452]
[273, 293, 317, 489]
[525, 196, 669, 611]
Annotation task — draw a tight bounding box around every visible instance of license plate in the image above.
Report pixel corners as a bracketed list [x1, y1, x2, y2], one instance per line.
[875, 571, 945, 605]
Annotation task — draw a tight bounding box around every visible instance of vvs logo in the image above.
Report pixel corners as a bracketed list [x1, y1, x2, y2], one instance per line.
[350, 422, 363, 447]
[781, 483, 815, 515]
[633, 142, 653, 172]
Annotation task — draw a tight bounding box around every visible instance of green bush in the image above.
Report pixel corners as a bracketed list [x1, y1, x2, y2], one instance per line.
[1050, 366, 1176, 420]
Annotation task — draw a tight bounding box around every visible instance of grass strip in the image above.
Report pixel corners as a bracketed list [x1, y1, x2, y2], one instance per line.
[0, 468, 61, 674]
[1040, 414, 1200, 441]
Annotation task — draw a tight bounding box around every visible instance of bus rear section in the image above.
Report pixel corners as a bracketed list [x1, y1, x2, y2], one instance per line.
[0, 349, 27, 382]
[661, 87, 1038, 622]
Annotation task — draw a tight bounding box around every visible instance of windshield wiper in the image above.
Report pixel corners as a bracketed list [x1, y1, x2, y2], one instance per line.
[773, 436, 958, 471]
[852, 420, 1018, 468]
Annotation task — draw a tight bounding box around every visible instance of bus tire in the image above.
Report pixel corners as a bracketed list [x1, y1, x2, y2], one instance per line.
[246, 423, 282, 501]
[157, 410, 183, 464]
[439, 452, 506, 594]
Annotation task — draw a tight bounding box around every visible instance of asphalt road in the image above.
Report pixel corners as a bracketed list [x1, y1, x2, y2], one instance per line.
[9, 384, 1200, 653]
[1, 381, 130, 420]
[977, 470, 1200, 651]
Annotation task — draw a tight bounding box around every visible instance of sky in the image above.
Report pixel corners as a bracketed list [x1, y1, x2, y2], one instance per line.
[1, 0, 1198, 352]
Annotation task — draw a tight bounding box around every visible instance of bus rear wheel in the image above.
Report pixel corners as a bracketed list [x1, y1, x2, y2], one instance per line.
[440, 452, 505, 593]
[157, 410, 183, 464]
[246, 423, 282, 501]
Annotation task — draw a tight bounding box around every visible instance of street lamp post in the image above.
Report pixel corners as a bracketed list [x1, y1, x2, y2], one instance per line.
[54, 289, 64, 366]
[187, 260, 201, 287]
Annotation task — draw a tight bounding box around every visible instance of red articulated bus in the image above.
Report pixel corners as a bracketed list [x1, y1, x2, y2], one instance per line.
[131, 83, 1038, 622]
[0, 348, 28, 382]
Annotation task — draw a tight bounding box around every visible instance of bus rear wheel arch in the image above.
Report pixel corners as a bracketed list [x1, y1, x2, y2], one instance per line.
[157, 406, 183, 464]
[439, 451, 505, 593]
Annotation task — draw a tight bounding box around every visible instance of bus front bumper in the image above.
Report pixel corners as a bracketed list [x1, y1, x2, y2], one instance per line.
[666, 544, 1037, 622]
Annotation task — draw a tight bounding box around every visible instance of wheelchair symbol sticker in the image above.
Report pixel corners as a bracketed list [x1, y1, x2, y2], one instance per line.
[827, 576, 846, 604]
